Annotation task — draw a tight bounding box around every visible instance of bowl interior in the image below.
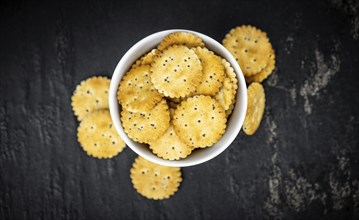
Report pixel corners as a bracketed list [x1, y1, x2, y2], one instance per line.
[109, 29, 247, 167]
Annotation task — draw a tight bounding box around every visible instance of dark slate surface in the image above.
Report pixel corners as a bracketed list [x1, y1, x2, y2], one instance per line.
[1, 0, 359, 219]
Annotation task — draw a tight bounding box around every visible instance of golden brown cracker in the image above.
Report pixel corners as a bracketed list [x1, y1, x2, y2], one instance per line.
[243, 82, 265, 135]
[173, 95, 227, 148]
[223, 25, 272, 76]
[151, 45, 203, 98]
[157, 32, 205, 51]
[130, 156, 182, 200]
[191, 47, 225, 96]
[117, 65, 163, 112]
[71, 76, 110, 121]
[149, 126, 193, 160]
[77, 110, 126, 159]
[121, 99, 170, 144]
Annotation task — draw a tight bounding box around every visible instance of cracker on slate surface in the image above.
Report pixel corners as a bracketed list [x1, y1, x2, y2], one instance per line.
[223, 25, 272, 76]
[71, 76, 110, 121]
[130, 156, 182, 200]
[150, 45, 203, 98]
[77, 110, 126, 159]
[149, 126, 193, 160]
[121, 99, 170, 144]
[117, 65, 163, 112]
[173, 95, 227, 148]
[243, 82, 265, 135]
[157, 32, 205, 51]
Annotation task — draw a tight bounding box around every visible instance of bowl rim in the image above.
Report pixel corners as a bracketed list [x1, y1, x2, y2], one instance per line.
[109, 29, 247, 167]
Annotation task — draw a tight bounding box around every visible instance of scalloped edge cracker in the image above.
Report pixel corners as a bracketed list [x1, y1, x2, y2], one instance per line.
[223, 25, 272, 76]
[173, 95, 227, 148]
[151, 45, 203, 98]
[130, 156, 182, 200]
[77, 110, 126, 159]
[71, 76, 110, 121]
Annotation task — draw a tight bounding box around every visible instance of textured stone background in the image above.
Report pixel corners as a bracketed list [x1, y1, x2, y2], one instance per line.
[1, 0, 359, 219]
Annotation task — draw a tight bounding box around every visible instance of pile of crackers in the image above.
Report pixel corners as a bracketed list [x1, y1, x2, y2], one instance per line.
[117, 32, 238, 161]
[70, 25, 276, 200]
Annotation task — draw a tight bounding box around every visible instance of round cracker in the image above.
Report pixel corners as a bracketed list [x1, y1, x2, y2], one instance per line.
[131, 156, 182, 200]
[121, 99, 170, 144]
[77, 110, 126, 159]
[173, 95, 227, 148]
[71, 76, 110, 121]
[157, 32, 205, 51]
[245, 49, 276, 83]
[117, 65, 163, 112]
[149, 126, 193, 160]
[191, 47, 225, 96]
[223, 25, 272, 76]
[243, 82, 265, 135]
[151, 45, 203, 98]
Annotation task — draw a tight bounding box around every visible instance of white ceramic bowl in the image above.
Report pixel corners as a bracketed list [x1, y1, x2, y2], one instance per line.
[109, 29, 247, 167]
